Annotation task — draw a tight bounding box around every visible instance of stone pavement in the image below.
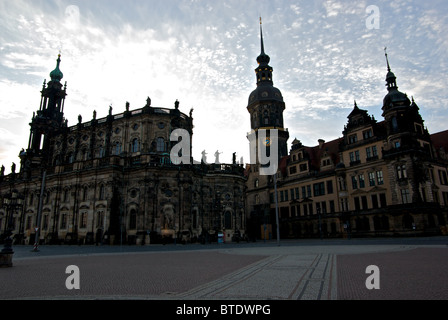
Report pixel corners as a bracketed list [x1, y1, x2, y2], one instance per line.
[1, 237, 447, 300]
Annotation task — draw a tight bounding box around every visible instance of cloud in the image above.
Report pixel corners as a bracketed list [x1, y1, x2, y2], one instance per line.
[0, 0, 447, 172]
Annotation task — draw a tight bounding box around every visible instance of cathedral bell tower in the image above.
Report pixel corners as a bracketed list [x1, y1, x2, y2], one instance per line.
[247, 18, 289, 165]
[21, 54, 68, 176]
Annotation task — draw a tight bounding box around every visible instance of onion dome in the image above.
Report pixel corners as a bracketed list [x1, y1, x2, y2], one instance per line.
[49, 54, 63, 82]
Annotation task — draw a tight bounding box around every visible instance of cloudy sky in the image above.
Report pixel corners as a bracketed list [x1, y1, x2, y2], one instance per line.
[1, 0, 447, 173]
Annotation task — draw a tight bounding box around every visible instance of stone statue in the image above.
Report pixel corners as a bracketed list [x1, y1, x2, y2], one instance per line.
[11, 162, 16, 174]
[0, 165, 4, 176]
[146, 97, 151, 107]
[201, 150, 208, 164]
[232, 152, 236, 165]
[214, 150, 222, 164]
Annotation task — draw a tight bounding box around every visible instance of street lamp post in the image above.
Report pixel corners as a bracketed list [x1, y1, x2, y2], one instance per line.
[1, 189, 24, 268]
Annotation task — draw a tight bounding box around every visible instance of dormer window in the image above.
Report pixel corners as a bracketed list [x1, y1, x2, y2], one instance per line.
[363, 129, 373, 140]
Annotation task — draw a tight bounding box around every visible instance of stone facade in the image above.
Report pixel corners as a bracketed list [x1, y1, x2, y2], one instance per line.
[246, 47, 448, 239]
[0, 56, 246, 246]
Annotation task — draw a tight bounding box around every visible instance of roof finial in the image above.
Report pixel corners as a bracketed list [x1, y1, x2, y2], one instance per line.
[384, 47, 391, 72]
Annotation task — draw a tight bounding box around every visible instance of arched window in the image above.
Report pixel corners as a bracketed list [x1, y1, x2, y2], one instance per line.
[63, 189, 69, 202]
[67, 152, 74, 164]
[96, 211, 104, 228]
[224, 210, 232, 229]
[113, 142, 122, 155]
[131, 138, 139, 153]
[99, 185, 105, 200]
[98, 146, 104, 158]
[391, 116, 398, 132]
[82, 187, 88, 201]
[157, 137, 166, 152]
[129, 209, 137, 230]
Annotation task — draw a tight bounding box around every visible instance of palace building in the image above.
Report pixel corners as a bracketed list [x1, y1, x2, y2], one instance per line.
[245, 34, 448, 239]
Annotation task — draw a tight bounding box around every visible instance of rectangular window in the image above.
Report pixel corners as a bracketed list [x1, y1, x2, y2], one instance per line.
[289, 166, 297, 175]
[352, 176, 358, 189]
[376, 171, 384, 185]
[307, 185, 312, 198]
[361, 196, 368, 209]
[366, 147, 372, 159]
[349, 134, 358, 144]
[291, 205, 296, 217]
[369, 172, 376, 186]
[349, 152, 355, 163]
[354, 197, 361, 211]
[359, 174, 365, 188]
[341, 198, 349, 211]
[355, 150, 360, 161]
[280, 191, 284, 202]
[380, 193, 387, 207]
[290, 189, 295, 200]
[284, 190, 288, 202]
[401, 189, 411, 204]
[363, 129, 373, 140]
[439, 170, 448, 185]
[397, 165, 407, 179]
[313, 183, 320, 197]
[371, 194, 379, 209]
[329, 200, 335, 213]
[372, 145, 378, 157]
[327, 180, 334, 194]
[302, 186, 306, 199]
[295, 188, 300, 199]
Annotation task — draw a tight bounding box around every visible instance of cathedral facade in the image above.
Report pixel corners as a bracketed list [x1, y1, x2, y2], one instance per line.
[0, 55, 246, 245]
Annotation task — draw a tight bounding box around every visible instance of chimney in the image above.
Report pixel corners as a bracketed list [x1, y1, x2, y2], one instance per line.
[318, 139, 325, 149]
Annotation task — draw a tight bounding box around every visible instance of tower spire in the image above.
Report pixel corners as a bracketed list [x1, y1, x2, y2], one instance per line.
[256, 17, 270, 66]
[384, 47, 391, 72]
[260, 17, 265, 55]
[384, 47, 397, 91]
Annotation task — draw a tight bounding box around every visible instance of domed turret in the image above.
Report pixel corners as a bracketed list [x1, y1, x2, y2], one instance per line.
[382, 49, 411, 114]
[49, 54, 63, 82]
